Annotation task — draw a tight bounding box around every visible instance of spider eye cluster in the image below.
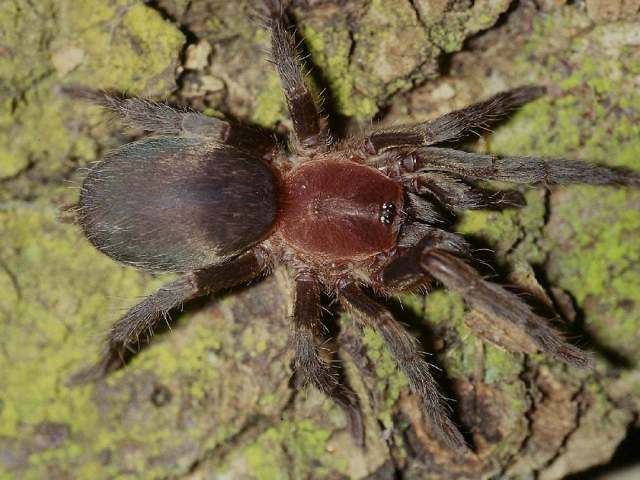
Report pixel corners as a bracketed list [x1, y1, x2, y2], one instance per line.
[379, 202, 396, 224]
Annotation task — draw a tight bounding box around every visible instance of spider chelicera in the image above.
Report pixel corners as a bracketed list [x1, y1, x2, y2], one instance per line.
[67, 3, 640, 451]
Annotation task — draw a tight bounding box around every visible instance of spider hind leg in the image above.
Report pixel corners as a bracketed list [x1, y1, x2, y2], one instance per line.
[69, 251, 267, 385]
[61, 87, 275, 156]
[338, 282, 468, 451]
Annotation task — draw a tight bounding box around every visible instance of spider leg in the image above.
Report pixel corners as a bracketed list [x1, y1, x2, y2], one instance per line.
[69, 250, 268, 385]
[393, 226, 470, 276]
[62, 87, 275, 156]
[266, 6, 330, 151]
[338, 282, 467, 451]
[292, 275, 364, 444]
[380, 242, 593, 369]
[413, 172, 526, 211]
[364, 86, 544, 153]
[403, 147, 640, 186]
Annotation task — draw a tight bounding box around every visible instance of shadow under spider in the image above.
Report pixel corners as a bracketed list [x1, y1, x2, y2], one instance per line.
[531, 264, 634, 369]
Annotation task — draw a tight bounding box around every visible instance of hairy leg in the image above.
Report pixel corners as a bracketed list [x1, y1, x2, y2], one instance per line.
[62, 87, 275, 157]
[338, 282, 467, 451]
[266, 6, 330, 150]
[292, 275, 364, 444]
[390, 227, 470, 282]
[422, 250, 592, 368]
[69, 250, 267, 385]
[380, 241, 592, 369]
[413, 172, 526, 211]
[403, 147, 640, 186]
[394, 223, 471, 256]
[364, 86, 544, 153]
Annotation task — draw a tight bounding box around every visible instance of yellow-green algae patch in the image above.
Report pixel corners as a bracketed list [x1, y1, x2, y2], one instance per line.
[350, 0, 435, 116]
[0, 192, 165, 478]
[0, 1, 196, 477]
[217, 419, 348, 480]
[300, 22, 378, 120]
[427, 0, 511, 53]
[359, 323, 409, 428]
[0, 0, 184, 181]
[251, 73, 287, 129]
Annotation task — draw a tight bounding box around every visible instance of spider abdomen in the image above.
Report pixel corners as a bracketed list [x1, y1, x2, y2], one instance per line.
[78, 137, 278, 272]
[279, 159, 403, 260]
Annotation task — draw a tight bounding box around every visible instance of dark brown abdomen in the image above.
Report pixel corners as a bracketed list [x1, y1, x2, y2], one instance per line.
[279, 160, 403, 261]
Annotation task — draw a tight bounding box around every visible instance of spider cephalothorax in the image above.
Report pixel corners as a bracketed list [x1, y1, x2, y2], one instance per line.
[68, 4, 640, 451]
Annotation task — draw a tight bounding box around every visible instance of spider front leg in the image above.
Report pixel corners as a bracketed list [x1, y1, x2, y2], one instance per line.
[292, 275, 364, 444]
[69, 250, 267, 385]
[381, 243, 593, 369]
[404, 147, 640, 187]
[338, 282, 467, 451]
[413, 172, 526, 212]
[364, 86, 545, 153]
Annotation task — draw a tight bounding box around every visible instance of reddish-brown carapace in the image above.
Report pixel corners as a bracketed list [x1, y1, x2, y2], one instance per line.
[66, 1, 640, 451]
[279, 159, 404, 261]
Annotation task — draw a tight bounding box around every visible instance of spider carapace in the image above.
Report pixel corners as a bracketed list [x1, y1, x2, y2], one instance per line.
[279, 158, 404, 261]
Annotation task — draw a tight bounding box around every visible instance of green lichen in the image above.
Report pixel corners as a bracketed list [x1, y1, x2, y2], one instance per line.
[385, 9, 639, 464]
[449, 7, 640, 373]
[240, 324, 270, 357]
[457, 186, 547, 263]
[424, 290, 473, 377]
[422, 289, 526, 382]
[301, 23, 377, 120]
[63, 1, 184, 93]
[0, 191, 289, 478]
[429, 17, 469, 53]
[0, 1, 194, 477]
[482, 347, 524, 385]
[428, 1, 511, 53]
[456, 206, 520, 255]
[351, 0, 436, 108]
[0, 193, 165, 478]
[358, 321, 409, 427]
[251, 73, 286, 128]
[222, 419, 347, 480]
[296, 0, 453, 122]
[0, 0, 184, 182]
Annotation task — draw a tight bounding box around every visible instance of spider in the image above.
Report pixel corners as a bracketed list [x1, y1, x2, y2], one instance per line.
[67, 4, 640, 451]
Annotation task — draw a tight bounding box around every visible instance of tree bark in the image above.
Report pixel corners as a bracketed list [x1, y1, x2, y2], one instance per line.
[1, 1, 639, 479]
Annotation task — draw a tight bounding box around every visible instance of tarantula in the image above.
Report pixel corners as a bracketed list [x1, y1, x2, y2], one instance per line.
[68, 5, 639, 450]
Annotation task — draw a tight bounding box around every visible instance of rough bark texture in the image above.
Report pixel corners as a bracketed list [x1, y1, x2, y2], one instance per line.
[1, 0, 640, 479]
